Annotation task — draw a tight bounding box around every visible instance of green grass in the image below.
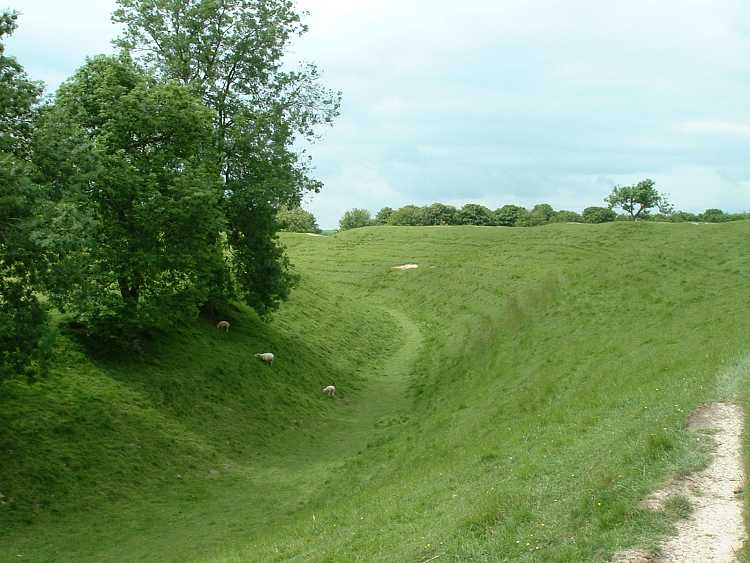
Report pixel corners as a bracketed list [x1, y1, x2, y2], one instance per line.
[3, 221, 750, 562]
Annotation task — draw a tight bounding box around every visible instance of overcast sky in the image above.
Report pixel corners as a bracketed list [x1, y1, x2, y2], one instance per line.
[6, 0, 750, 227]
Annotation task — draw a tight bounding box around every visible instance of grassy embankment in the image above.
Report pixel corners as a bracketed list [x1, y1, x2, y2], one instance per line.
[3, 221, 750, 562]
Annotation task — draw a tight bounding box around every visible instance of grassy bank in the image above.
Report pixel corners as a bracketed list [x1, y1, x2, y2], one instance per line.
[3, 222, 750, 561]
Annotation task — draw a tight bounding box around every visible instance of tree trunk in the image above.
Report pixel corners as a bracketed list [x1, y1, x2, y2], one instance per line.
[118, 277, 140, 308]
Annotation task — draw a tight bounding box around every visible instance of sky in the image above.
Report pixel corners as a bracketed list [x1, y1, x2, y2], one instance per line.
[6, 0, 750, 228]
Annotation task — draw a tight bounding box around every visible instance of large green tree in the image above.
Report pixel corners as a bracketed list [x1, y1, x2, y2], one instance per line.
[113, 0, 340, 315]
[0, 11, 52, 380]
[605, 179, 672, 220]
[33, 56, 225, 334]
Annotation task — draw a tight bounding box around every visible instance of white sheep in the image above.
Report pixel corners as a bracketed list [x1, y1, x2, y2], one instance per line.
[216, 320, 230, 332]
[255, 352, 274, 364]
[322, 385, 336, 397]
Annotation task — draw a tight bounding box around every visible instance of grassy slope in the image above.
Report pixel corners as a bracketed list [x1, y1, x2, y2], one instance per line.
[0, 278, 400, 561]
[223, 223, 750, 562]
[3, 222, 750, 562]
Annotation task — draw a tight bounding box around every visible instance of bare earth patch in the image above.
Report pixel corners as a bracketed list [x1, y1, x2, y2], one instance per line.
[613, 403, 746, 563]
[392, 263, 418, 270]
[612, 549, 651, 563]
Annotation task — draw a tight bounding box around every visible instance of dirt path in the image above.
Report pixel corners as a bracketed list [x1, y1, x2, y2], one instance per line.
[615, 402, 746, 563]
[657, 403, 746, 562]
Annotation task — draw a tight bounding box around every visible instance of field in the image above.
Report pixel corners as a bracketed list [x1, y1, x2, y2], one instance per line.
[2, 222, 750, 562]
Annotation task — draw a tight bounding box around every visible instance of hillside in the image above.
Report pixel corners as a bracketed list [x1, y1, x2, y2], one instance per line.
[3, 222, 750, 561]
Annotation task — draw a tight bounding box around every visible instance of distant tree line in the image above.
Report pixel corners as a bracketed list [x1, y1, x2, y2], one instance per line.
[339, 204, 610, 230]
[339, 180, 749, 230]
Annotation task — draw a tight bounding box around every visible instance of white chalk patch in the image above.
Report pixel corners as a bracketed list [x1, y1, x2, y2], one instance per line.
[392, 264, 419, 270]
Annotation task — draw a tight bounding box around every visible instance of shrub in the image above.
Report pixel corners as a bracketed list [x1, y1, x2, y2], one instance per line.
[494, 205, 529, 226]
[339, 208, 372, 230]
[277, 206, 321, 233]
[528, 203, 556, 226]
[374, 207, 394, 225]
[582, 206, 616, 224]
[388, 205, 426, 226]
[422, 203, 459, 225]
[458, 203, 495, 226]
[670, 211, 699, 222]
[700, 208, 728, 223]
[551, 210, 581, 223]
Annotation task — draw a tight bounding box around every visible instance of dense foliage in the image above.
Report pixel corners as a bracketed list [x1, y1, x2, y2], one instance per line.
[494, 204, 529, 226]
[113, 0, 340, 315]
[606, 179, 672, 219]
[0, 0, 341, 349]
[457, 203, 494, 225]
[33, 56, 225, 335]
[0, 157, 53, 381]
[0, 1, 340, 374]
[550, 210, 582, 223]
[527, 203, 556, 225]
[582, 206, 617, 224]
[0, 12, 40, 159]
[348, 193, 747, 230]
[0, 12, 52, 380]
[277, 206, 321, 233]
[349, 202, 581, 229]
[339, 208, 372, 230]
[374, 206, 394, 225]
[386, 205, 425, 226]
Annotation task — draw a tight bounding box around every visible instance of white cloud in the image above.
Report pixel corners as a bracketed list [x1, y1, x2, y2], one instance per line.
[680, 121, 750, 137]
[306, 164, 407, 228]
[601, 167, 750, 212]
[7, 0, 750, 224]
[653, 167, 750, 211]
[7, 0, 118, 92]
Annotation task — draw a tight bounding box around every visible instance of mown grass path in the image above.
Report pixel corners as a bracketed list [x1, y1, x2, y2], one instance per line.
[327, 306, 424, 451]
[203, 307, 424, 562]
[247, 306, 423, 490]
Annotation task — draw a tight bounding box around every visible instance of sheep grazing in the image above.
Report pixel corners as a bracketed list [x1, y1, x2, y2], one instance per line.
[322, 385, 336, 397]
[216, 320, 230, 332]
[255, 352, 274, 364]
